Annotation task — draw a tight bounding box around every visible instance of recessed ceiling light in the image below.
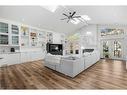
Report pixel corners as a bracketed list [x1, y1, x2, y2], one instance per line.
[42, 6, 58, 13]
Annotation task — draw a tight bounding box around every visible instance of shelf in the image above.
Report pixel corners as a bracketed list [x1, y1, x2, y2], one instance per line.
[21, 35, 29, 37]
[0, 32, 8, 35]
[12, 34, 19, 36]
[0, 44, 9, 46]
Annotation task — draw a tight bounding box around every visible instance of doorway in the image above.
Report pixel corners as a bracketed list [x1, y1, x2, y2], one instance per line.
[101, 39, 124, 60]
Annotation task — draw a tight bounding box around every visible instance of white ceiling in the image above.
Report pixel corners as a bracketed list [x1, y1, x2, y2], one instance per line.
[0, 6, 127, 34]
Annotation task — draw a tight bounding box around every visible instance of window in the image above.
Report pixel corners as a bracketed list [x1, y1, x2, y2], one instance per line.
[101, 28, 124, 37]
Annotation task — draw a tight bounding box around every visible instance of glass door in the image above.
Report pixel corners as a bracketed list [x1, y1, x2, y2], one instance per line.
[112, 39, 123, 59]
[101, 39, 123, 60]
[102, 40, 111, 58]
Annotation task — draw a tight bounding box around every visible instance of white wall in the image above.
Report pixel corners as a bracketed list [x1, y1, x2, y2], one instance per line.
[65, 24, 99, 56]
[53, 32, 63, 44]
[78, 24, 98, 49]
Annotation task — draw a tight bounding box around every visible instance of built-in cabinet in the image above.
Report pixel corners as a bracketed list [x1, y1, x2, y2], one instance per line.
[0, 22, 20, 46]
[0, 51, 44, 67]
[0, 18, 65, 67]
[20, 26, 29, 47]
[0, 22, 9, 45]
[11, 24, 19, 45]
[20, 52, 43, 63]
[0, 53, 20, 67]
[0, 20, 47, 48]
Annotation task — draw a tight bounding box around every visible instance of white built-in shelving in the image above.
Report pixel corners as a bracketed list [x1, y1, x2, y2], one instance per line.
[0, 22, 9, 45]
[20, 26, 29, 47]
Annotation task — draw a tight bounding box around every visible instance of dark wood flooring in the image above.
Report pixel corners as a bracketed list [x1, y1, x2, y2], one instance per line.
[0, 59, 127, 89]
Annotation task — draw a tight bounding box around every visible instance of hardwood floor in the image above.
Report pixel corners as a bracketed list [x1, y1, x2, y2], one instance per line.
[0, 59, 127, 89]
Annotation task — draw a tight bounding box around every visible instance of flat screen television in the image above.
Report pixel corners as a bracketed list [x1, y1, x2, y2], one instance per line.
[83, 49, 94, 53]
[47, 43, 63, 55]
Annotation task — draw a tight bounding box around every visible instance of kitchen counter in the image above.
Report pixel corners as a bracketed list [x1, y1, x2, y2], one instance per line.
[0, 50, 44, 67]
[0, 52, 20, 54]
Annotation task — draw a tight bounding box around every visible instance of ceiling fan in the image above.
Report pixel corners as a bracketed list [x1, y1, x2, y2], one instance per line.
[61, 11, 82, 23]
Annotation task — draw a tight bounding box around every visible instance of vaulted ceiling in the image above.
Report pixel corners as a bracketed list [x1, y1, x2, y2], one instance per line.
[0, 6, 127, 34]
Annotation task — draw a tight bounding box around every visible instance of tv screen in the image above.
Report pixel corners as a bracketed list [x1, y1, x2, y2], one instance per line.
[47, 43, 63, 55]
[83, 49, 94, 53]
[50, 45, 60, 52]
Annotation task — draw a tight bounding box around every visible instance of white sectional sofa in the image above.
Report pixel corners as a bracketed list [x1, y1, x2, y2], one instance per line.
[44, 53, 61, 70]
[83, 50, 100, 69]
[44, 50, 100, 78]
[60, 57, 84, 77]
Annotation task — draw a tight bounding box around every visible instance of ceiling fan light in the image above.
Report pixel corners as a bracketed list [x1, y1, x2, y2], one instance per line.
[70, 18, 80, 24]
[81, 15, 91, 21]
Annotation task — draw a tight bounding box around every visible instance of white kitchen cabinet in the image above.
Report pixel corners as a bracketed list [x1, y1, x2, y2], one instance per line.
[0, 53, 20, 67]
[0, 51, 44, 66]
[20, 51, 44, 63]
[20, 52, 29, 63]
[0, 58, 5, 67]
[0, 54, 6, 67]
[7, 53, 20, 65]
[29, 51, 44, 61]
[29, 52, 38, 61]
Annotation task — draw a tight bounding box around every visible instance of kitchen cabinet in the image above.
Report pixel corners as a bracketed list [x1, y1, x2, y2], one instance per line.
[20, 51, 44, 63]
[0, 51, 44, 67]
[0, 53, 20, 67]
[29, 51, 44, 61]
[20, 52, 30, 63]
[7, 53, 20, 65]
[0, 54, 6, 67]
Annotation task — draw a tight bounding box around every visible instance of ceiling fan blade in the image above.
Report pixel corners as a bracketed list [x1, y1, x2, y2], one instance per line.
[72, 16, 81, 18]
[71, 18, 76, 21]
[60, 18, 68, 20]
[67, 19, 70, 23]
[71, 11, 76, 17]
[78, 18, 88, 25]
[63, 13, 69, 17]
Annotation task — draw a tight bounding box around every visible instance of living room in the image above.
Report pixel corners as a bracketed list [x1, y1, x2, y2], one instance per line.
[0, 4, 127, 92]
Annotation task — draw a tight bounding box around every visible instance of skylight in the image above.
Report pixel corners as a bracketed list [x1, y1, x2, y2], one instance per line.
[42, 6, 58, 12]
